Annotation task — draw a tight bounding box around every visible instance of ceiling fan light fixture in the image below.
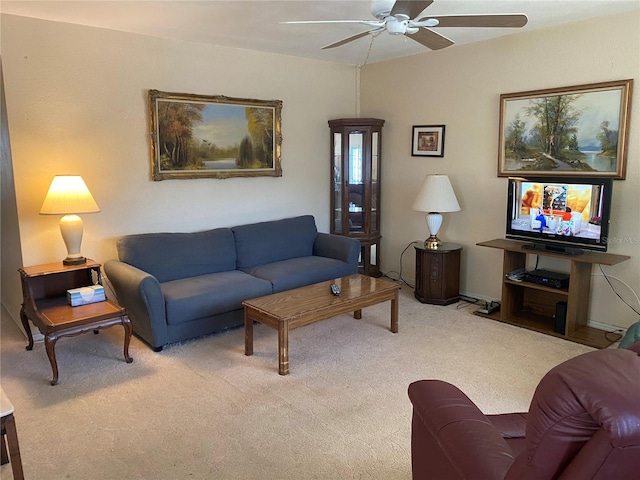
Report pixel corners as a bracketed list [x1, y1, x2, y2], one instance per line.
[386, 17, 408, 34]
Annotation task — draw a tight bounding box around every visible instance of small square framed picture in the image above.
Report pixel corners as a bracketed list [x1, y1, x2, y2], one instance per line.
[412, 125, 445, 157]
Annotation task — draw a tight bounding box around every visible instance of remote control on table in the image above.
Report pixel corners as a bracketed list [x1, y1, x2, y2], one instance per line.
[330, 283, 341, 296]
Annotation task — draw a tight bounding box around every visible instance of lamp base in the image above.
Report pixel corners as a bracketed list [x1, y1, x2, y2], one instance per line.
[63, 256, 87, 266]
[424, 235, 442, 250]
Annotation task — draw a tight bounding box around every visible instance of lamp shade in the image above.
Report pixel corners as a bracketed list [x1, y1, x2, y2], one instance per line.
[411, 174, 460, 213]
[40, 176, 100, 215]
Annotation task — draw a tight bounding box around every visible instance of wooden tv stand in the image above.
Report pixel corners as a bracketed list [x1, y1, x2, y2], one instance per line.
[477, 239, 630, 349]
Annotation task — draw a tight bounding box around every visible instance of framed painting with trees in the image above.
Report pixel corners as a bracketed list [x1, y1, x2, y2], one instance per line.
[498, 79, 632, 179]
[149, 90, 282, 180]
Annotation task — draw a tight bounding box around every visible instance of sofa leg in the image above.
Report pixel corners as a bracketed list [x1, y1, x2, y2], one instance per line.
[153, 346, 163, 352]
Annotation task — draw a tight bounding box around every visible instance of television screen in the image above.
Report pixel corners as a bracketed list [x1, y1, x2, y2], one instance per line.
[506, 176, 613, 253]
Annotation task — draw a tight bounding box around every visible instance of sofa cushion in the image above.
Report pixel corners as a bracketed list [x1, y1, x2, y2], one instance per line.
[241, 256, 354, 293]
[117, 228, 236, 283]
[232, 215, 318, 269]
[161, 271, 272, 325]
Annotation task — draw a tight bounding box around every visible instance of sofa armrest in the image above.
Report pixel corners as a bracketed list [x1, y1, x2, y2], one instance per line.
[408, 380, 515, 480]
[104, 259, 167, 350]
[313, 233, 360, 267]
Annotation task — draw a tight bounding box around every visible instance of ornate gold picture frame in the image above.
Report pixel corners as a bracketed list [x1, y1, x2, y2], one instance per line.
[149, 90, 282, 180]
[498, 79, 632, 179]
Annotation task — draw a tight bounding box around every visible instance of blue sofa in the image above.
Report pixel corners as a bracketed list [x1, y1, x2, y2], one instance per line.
[104, 215, 360, 350]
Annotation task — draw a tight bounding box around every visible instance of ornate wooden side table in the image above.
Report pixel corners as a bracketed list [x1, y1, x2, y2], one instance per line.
[19, 259, 133, 385]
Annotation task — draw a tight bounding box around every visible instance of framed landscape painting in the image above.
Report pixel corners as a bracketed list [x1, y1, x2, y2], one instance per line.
[149, 90, 282, 180]
[498, 79, 632, 179]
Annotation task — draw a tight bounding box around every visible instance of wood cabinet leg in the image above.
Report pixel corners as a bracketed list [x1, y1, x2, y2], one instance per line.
[44, 334, 60, 386]
[244, 307, 253, 356]
[1, 414, 24, 480]
[122, 317, 133, 364]
[19, 306, 34, 351]
[391, 294, 399, 333]
[1, 428, 7, 464]
[244, 308, 253, 356]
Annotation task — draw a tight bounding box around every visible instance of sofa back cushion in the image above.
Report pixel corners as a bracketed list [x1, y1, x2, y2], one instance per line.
[232, 215, 318, 269]
[116, 228, 236, 283]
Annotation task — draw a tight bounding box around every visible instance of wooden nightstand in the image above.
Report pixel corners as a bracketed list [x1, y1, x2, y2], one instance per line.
[19, 259, 133, 385]
[414, 243, 462, 305]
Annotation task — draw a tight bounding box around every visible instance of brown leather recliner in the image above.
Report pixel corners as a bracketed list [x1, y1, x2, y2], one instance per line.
[408, 343, 640, 480]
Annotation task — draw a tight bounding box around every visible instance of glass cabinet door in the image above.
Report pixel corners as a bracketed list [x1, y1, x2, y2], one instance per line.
[347, 132, 364, 234]
[332, 132, 342, 233]
[371, 131, 379, 233]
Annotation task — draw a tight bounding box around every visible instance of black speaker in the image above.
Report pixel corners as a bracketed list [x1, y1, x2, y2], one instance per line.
[555, 301, 567, 334]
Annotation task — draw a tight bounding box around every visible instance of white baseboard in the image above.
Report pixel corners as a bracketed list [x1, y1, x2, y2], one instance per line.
[587, 320, 626, 334]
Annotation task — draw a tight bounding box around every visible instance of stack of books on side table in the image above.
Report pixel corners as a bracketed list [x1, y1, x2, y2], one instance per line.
[67, 285, 106, 307]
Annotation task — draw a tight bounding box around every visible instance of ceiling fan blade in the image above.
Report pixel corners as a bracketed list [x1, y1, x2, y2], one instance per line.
[322, 28, 384, 50]
[390, 0, 434, 20]
[282, 20, 383, 27]
[421, 14, 528, 28]
[408, 27, 454, 50]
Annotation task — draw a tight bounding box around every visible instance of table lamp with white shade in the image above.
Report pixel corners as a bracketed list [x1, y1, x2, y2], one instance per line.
[40, 175, 100, 265]
[412, 174, 461, 249]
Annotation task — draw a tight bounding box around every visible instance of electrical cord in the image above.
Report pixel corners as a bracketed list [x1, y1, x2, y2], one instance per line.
[593, 265, 639, 343]
[457, 295, 486, 310]
[381, 241, 418, 288]
[596, 264, 640, 316]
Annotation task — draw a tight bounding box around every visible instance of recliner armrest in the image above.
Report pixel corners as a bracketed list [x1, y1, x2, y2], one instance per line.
[408, 380, 516, 480]
[487, 412, 527, 439]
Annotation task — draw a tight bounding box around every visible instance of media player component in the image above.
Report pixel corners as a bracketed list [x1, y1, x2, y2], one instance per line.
[522, 269, 570, 289]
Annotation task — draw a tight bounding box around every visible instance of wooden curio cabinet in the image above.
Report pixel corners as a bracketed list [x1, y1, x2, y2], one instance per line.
[329, 118, 384, 277]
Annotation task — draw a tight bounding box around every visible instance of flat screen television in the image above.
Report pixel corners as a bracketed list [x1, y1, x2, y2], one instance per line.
[506, 176, 613, 254]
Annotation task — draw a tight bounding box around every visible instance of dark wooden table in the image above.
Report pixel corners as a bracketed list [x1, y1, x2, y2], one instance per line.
[414, 242, 462, 305]
[19, 260, 133, 385]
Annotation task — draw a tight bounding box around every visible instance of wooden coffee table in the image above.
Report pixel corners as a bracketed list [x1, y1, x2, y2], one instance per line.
[243, 274, 400, 375]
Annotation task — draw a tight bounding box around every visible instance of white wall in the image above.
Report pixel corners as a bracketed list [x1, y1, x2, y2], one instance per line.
[1, 15, 358, 320]
[361, 11, 640, 329]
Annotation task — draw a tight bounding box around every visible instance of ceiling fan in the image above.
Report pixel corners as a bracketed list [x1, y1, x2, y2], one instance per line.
[283, 0, 528, 51]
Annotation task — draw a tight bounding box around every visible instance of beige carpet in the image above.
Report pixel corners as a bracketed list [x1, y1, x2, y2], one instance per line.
[0, 286, 594, 479]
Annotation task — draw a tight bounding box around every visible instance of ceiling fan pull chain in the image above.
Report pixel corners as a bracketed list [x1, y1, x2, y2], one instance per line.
[361, 33, 376, 67]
